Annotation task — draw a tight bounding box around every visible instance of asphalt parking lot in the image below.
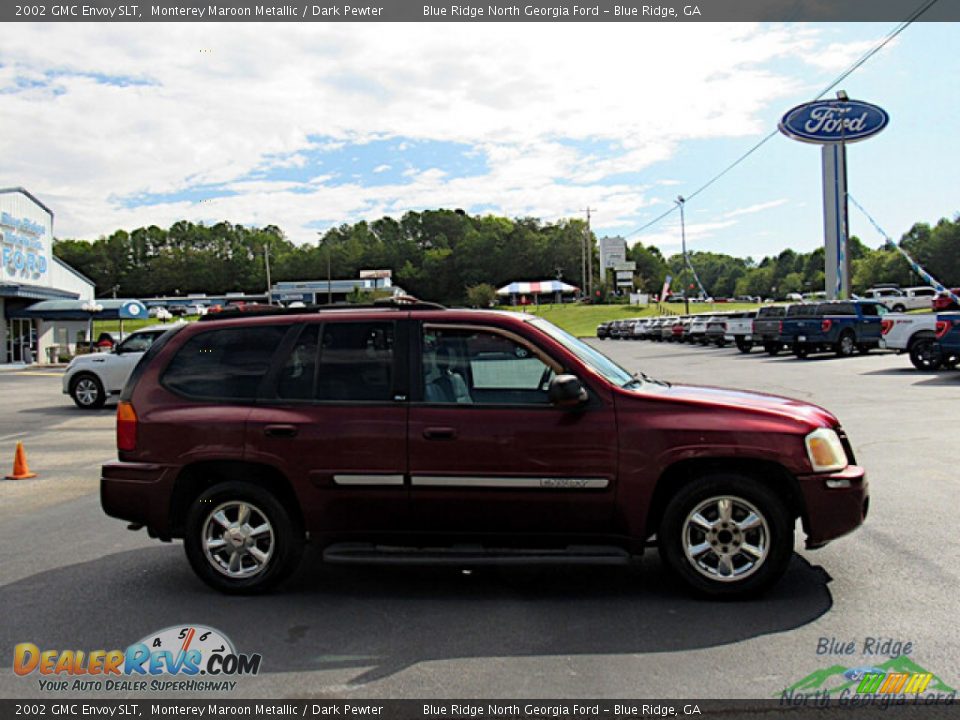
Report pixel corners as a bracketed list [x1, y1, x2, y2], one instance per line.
[0, 343, 957, 700]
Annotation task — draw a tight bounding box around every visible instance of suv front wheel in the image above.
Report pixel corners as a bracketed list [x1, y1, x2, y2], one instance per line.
[658, 473, 793, 598]
[184, 481, 304, 594]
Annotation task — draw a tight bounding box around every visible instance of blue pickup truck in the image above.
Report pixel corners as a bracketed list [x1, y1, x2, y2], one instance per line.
[779, 300, 888, 358]
[934, 312, 960, 362]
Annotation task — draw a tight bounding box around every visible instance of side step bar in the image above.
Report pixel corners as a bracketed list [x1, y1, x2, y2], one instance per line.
[323, 543, 632, 566]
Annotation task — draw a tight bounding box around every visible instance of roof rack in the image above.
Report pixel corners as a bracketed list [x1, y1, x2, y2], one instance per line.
[198, 295, 445, 321]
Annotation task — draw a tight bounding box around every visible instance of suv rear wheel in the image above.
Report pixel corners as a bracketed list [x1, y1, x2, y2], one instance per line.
[70, 373, 106, 409]
[658, 473, 793, 598]
[184, 481, 304, 594]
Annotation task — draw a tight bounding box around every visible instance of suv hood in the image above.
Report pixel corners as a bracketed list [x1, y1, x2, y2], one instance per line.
[68, 353, 110, 368]
[635, 382, 838, 428]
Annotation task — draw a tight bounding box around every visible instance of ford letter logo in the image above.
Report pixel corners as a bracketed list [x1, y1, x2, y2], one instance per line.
[779, 99, 889, 144]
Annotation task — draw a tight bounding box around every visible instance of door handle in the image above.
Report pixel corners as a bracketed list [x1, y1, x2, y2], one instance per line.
[423, 427, 457, 440]
[264, 424, 298, 438]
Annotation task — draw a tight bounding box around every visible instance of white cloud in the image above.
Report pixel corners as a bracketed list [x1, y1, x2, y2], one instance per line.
[0, 23, 889, 244]
[723, 198, 789, 218]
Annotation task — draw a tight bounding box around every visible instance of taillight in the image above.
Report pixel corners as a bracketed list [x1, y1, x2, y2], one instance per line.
[935, 321, 950, 338]
[881, 319, 893, 335]
[778, 321, 783, 333]
[117, 402, 138, 452]
[821, 319, 833, 333]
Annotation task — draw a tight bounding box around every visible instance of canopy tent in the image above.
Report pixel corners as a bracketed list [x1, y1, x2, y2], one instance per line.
[7, 298, 148, 320]
[496, 280, 579, 296]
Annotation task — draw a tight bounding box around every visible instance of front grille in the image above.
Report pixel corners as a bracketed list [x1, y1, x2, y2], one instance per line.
[836, 427, 857, 465]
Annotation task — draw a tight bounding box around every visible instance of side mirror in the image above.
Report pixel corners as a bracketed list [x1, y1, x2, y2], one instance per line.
[548, 374, 588, 409]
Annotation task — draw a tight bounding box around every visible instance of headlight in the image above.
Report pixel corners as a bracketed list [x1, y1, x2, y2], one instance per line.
[805, 428, 848, 473]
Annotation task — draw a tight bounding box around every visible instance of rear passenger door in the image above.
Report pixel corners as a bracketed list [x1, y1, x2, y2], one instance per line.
[245, 319, 410, 535]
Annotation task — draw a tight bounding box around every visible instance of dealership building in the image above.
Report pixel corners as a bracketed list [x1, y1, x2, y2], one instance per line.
[0, 187, 98, 365]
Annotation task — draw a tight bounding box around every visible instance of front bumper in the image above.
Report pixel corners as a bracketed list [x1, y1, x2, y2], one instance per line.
[101, 461, 177, 536]
[797, 464, 868, 548]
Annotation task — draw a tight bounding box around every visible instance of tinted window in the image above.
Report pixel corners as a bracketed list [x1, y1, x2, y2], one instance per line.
[423, 327, 555, 405]
[163, 326, 287, 400]
[787, 305, 818, 317]
[758, 306, 786, 318]
[316, 322, 394, 402]
[861, 303, 878, 317]
[276, 324, 319, 400]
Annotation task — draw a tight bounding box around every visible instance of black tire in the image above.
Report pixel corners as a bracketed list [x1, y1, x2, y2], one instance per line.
[944, 355, 960, 370]
[184, 481, 304, 594]
[793, 344, 809, 359]
[715, 339, 727, 348]
[909, 336, 941, 371]
[658, 473, 794, 598]
[735, 338, 753, 354]
[892, 304, 906, 313]
[836, 331, 856, 358]
[69, 373, 106, 409]
[764, 342, 780, 356]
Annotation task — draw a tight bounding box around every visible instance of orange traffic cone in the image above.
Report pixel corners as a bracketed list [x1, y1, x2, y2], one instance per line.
[5, 441, 37, 480]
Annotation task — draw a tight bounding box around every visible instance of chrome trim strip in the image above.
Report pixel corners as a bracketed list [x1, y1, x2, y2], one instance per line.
[411, 476, 608, 489]
[333, 474, 405, 486]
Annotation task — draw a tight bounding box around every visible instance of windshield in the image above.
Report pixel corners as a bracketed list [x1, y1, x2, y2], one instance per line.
[528, 317, 638, 388]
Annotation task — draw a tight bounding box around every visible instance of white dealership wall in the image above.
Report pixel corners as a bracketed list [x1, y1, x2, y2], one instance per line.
[1, 188, 95, 364]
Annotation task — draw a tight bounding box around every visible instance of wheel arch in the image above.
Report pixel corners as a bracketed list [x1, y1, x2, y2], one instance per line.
[168, 460, 304, 539]
[645, 457, 804, 540]
[906, 329, 935, 350]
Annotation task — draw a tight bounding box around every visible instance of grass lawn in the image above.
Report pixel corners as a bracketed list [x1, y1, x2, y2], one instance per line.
[93, 316, 198, 336]
[506, 302, 764, 337]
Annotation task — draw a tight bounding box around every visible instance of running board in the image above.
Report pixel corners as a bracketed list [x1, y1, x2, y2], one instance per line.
[322, 543, 631, 566]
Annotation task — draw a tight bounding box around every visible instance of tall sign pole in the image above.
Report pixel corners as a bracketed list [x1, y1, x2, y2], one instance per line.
[779, 92, 888, 300]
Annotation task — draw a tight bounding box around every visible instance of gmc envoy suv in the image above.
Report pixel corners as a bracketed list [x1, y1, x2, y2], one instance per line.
[101, 300, 868, 597]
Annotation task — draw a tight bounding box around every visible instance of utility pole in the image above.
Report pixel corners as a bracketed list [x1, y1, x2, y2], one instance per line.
[584, 207, 596, 300]
[676, 196, 689, 315]
[264, 244, 273, 304]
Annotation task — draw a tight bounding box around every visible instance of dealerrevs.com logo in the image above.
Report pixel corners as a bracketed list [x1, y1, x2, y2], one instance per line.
[13, 625, 261, 693]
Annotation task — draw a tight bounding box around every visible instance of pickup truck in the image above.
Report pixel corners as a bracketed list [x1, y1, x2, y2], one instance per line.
[721, 311, 759, 352]
[778, 301, 887, 359]
[753, 305, 789, 355]
[934, 313, 960, 367]
[879, 313, 959, 370]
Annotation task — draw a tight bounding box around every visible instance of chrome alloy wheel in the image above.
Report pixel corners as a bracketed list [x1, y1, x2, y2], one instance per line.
[202, 501, 274, 579]
[682, 496, 770, 582]
[74, 378, 100, 406]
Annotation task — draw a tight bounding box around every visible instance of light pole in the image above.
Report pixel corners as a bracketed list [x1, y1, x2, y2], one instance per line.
[264, 243, 273, 305]
[317, 233, 332, 304]
[675, 196, 689, 315]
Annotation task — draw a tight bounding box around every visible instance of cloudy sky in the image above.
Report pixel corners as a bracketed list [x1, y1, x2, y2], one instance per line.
[1, 21, 957, 258]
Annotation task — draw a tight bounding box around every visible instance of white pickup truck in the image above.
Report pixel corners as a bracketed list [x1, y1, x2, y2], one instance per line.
[723, 311, 759, 353]
[880, 313, 959, 370]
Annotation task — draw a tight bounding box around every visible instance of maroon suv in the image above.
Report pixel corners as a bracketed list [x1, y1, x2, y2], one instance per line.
[101, 302, 868, 596]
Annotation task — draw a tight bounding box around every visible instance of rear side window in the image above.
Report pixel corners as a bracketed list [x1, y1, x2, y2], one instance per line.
[758, 306, 785, 318]
[316, 322, 395, 402]
[163, 326, 288, 400]
[787, 305, 817, 317]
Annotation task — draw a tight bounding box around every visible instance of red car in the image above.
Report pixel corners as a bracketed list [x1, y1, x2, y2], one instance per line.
[101, 301, 867, 597]
[932, 289, 960, 312]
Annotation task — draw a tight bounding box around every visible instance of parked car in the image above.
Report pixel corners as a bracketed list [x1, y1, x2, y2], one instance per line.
[932, 289, 960, 312]
[779, 301, 887, 359]
[753, 305, 790, 355]
[861, 285, 937, 313]
[723, 311, 759, 353]
[880, 313, 958, 370]
[596, 321, 611, 340]
[101, 301, 867, 597]
[63, 325, 178, 409]
[705, 315, 732, 347]
[94, 331, 125, 352]
[688, 315, 710, 345]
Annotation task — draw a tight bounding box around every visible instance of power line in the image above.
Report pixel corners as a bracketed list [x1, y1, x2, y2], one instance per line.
[623, 0, 941, 241]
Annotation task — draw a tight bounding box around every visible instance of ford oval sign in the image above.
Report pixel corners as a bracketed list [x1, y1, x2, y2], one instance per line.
[779, 99, 889, 144]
